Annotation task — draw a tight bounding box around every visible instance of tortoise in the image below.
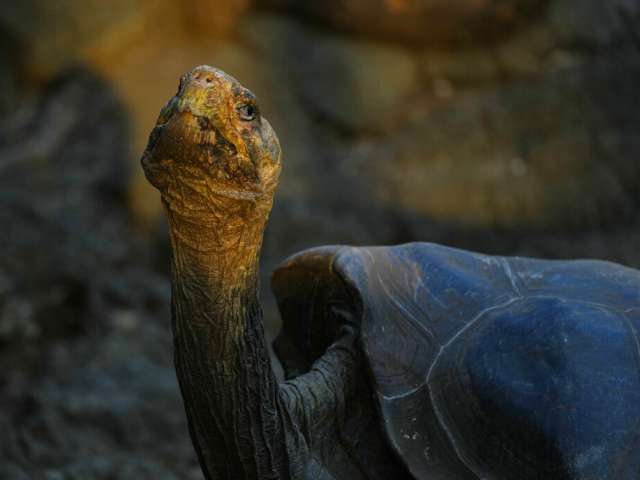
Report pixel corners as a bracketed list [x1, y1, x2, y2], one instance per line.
[141, 65, 640, 480]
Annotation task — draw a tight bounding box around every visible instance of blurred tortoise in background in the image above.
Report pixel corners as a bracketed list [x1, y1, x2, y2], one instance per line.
[141, 65, 640, 479]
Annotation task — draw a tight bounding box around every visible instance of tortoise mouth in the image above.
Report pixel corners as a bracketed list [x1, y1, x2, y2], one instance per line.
[141, 109, 265, 203]
[143, 108, 226, 167]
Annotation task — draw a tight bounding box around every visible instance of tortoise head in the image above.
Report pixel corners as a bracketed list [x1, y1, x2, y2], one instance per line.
[141, 65, 281, 221]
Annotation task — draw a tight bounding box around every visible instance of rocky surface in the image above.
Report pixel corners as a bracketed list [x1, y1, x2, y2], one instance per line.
[237, 7, 640, 230]
[0, 0, 257, 81]
[354, 57, 640, 228]
[0, 70, 198, 480]
[259, 0, 548, 45]
[293, 37, 418, 132]
[1, 1, 639, 479]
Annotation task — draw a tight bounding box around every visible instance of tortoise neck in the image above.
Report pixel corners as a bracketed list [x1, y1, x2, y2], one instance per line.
[166, 204, 300, 480]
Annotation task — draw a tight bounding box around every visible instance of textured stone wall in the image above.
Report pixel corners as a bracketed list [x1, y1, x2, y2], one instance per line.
[2, 1, 638, 238]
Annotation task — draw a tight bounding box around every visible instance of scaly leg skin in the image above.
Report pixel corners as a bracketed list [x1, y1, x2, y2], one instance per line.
[283, 327, 412, 479]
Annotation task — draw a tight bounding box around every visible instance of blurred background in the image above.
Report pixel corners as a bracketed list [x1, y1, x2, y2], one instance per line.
[0, 0, 638, 478]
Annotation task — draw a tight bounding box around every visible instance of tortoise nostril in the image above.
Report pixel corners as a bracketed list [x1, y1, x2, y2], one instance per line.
[206, 76, 213, 83]
[193, 72, 201, 79]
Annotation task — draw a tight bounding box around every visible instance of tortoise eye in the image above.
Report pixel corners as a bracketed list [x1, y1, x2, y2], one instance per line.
[237, 104, 257, 121]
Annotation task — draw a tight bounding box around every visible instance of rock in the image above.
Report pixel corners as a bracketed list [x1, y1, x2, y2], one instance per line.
[346, 58, 640, 229]
[0, 0, 254, 82]
[0, 313, 200, 480]
[0, 40, 19, 113]
[422, 48, 502, 87]
[492, 22, 559, 77]
[416, 0, 640, 93]
[258, 0, 547, 45]
[419, 19, 594, 90]
[0, 68, 194, 480]
[0, 68, 134, 345]
[0, 297, 38, 341]
[549, 0, 640, 48]
[181, 0, 252, 36]
[300, 37, 418, 132]
[0, 0, 152, 80]
[238, 12, 312, 61]
[242, 13, 419, 132]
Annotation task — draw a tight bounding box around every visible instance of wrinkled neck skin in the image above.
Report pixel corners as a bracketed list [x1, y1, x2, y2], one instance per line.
[167, 199, 264, 365]
[166, 193, 307, 480]
[166, 189, 362, 480]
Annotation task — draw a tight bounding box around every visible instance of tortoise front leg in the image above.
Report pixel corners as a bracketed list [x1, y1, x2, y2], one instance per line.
[280, 328, 412, 480]
[280, 326, 360, 448]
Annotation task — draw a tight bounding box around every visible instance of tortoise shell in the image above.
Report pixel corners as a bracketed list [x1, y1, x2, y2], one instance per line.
[272, 242, 640, 479]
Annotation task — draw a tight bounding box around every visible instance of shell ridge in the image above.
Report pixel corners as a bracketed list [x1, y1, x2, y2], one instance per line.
[527, 294, 633, 313]
[424, 296, 523, 479]
[374, 270, 437, 344]
[379, 382, 428, 402]
[426, 296, 522, 384]
[621, 311, 640, 372]
[500, 257, 524, 298]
